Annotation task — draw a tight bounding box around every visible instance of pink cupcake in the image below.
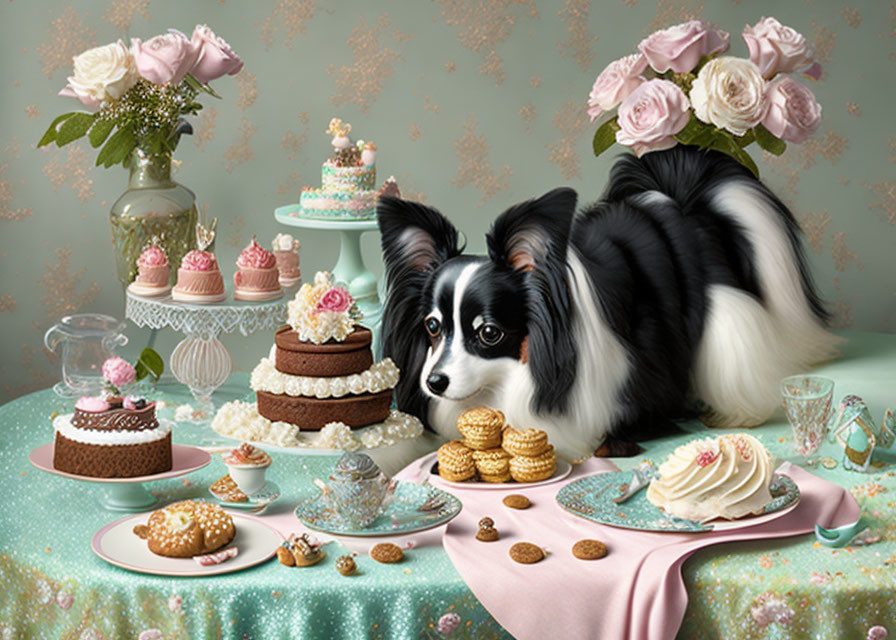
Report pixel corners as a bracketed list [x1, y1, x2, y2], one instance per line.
[128, 245, 172, 297]
[172, 250, 226, 303]
[271, 233, 301, 288]
[234, 237, 282, 301]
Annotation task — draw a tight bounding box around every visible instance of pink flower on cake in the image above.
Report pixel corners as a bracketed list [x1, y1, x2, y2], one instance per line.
[236, 238, 277, 269]
[181, 250, 217, 271]
[638, 20, 730, 74]
[742, 17, 815, 79]
[586, 53, 647, 122]
[138, 245, 168, 267]
[317, 287, 353, 314]
[690, 57, 767, 136]
[761, 77, 821, 144]
[615, 80, 690, 156]
[437, 613, 461, 635]
[75, 396, 112, 412]
[189, 25, 244, 84]
[130, 30, 198, 86]
[58, 40, 138, 109]
[103, 357, 136, 388]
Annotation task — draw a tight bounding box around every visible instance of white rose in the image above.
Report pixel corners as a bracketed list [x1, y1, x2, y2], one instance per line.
[690, 56, 767, 137]
[58, 40, 138, 108]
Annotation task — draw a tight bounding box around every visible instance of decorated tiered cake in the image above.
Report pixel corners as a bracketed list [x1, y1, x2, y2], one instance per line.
[173, 219, 226, 303]
[128, 240, 171, 297]
[295, 118, 398, 221]
[211, 271, 422, 450]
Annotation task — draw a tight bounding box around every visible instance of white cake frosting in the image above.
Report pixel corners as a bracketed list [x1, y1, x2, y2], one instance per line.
[646, 433, 774, 522]
[54, 414, 172, 445]
[250, 356, 399, 399]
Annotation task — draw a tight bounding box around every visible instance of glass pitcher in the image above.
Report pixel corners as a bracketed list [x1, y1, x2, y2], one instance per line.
[44, 314, 128, 398]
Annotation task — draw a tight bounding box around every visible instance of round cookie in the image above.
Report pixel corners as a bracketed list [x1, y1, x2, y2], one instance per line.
[572, 539, 608, 560]
[457, 407, 505, 450]
[370, 542, 404, 563]
[437, 440, 476, 482]
[472, 448, 512, 483]
[137, 500, 235, 558]
[509, 542, 545, 564]
[509, 446, 557, 483]
[502, 427, 550, 457]
[502, 494, 531, 509]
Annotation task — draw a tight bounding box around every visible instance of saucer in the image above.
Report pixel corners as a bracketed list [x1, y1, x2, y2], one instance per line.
[296, 481, 462, 537]
[209, 480, 281, 510]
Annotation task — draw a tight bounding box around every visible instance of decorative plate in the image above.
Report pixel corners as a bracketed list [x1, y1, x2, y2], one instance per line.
[556, 470, 800, 533]
[91, 510, 283, 576]
[430, 457, 573, 490]
[209, 480, 281, 511]
[296, 481, 462, 537]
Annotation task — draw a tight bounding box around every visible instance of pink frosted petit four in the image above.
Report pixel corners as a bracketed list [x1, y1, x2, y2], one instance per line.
[234, 237, 282, 301]
[172, 250, 226, 303]
[128, 245, 172, 297]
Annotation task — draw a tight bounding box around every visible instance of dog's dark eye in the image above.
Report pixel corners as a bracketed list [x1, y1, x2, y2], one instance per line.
[478, 324, 504, 346]
[424, 316, 441, 337]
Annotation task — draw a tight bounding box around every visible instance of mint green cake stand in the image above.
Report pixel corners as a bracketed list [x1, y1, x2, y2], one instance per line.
[274, 205, 384, 354]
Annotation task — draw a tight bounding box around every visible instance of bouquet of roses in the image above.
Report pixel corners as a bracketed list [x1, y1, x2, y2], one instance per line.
[587, 18, 822, 176]
[38, 25, 243, 166]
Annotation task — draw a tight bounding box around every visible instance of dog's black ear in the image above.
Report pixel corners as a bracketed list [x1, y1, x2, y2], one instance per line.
[487, 187, 578, 415]
[377, 196, 462, 427]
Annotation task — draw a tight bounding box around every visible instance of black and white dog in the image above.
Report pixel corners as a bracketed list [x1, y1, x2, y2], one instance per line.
[377, 146, 840, 460]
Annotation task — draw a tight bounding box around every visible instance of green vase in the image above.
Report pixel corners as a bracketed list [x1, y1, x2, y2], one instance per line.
[109, 150, 198, 286]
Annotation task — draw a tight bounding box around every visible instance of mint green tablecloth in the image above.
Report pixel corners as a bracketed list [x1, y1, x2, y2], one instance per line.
[1, 331, 894, 640]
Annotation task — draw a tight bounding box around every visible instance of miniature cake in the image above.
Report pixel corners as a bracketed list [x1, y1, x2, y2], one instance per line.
[53, 395, 172, 478]
[646, 433, 775, 522]
[173, 219, 226, 303]
[295, 118, 396, 221]
[211, 271, 423, 450]
[272, 233, 301, 287]
[128, 242, 171, 297]
[233, 237, 282, 301]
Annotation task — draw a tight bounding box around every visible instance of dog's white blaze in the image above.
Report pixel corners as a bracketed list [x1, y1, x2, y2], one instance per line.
[500, 252, 631, 461]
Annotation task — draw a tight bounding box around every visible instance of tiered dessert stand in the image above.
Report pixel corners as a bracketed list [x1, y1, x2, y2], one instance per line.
[125, 288, 289, 420]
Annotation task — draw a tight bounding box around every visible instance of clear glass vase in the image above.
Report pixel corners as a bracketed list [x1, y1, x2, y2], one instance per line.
[109, 150, 198, 286]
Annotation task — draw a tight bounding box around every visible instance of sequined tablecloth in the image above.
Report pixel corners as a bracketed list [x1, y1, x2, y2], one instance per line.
[1, 331, 895, 640]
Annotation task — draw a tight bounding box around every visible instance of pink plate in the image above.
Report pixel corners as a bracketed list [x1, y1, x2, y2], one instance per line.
[29, 443, 211, 484]
[91, 510, 284, 576]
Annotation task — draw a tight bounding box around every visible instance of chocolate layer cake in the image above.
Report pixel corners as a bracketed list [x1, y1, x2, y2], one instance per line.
[274, 325, 373, 376]
[256, 389, 393, 430]
[53, 398, 173, 478]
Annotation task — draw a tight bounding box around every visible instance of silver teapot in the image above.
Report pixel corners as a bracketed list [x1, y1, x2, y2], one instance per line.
[313, 452, 397, 528]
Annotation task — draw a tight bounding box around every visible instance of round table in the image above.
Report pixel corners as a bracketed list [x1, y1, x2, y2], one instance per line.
[2, 332, 895, 640]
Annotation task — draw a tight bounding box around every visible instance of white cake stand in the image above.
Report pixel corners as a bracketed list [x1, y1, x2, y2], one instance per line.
[274, 205, 384, 354]
[126, 288, 289, 419]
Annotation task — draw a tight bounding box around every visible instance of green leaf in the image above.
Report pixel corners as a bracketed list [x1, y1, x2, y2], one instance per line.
[96, 125, 136, 168]
[38, 112, 78, 147]
[184, 73, 221, 99]
[673, 115, 712, 145]
[88, 118, 115, 148]
[753, 124, 786, 156]
[134, 347, 164, 382]
[592, 118, 621, 157]
[55, 112, 95, 147]
[705, 131, 759, 178]
[735, 129, 755, 148]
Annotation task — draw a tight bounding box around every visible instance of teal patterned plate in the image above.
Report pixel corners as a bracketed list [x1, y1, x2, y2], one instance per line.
[556, 471, 800, 533]
[296, 481, 462, 537]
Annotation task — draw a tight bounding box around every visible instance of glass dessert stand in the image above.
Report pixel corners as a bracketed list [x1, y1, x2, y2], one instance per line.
[125, 289, 289, 420]
[273, 206, 384, 354]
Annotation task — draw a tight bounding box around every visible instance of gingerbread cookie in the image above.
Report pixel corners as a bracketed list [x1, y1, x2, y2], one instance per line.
[572, 539, 608, 560]
[437, 440, 476, 482]
[476, 517, 499, 542]
[502, 427, 550, 457]
[509, 542, 545, 564]
[509, 446, 556, 483]
[472, 448, 512, 483]
[370, 543, 404, 564]
[502, 494, 531, 509]
[457, 407, 505, 450]
[135, 500, 235, 558]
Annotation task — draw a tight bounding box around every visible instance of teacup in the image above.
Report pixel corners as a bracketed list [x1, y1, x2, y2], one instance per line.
[222, 443, 272, 495]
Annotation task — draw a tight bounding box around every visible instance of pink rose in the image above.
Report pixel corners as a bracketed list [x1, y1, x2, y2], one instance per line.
[75, 396, 111, 412]
[317, 287, 353, 313]
[761, 77, 821, 144]
[130, 30, 198, 85]
[638, 20, 730, 74]
[102, 357, 136, 388]
[586, 53, 647, 122]
[138, 245, 168, 267]
[743, 17, 814, 79]
[180, 250, 217, 272]
[615, 80, 690, 156]
[189, 24, 244, 84]
[236, 238, 277, 269]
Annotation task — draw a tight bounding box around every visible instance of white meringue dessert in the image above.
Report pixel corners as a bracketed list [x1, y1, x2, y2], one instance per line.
[646, 433, 775, 522]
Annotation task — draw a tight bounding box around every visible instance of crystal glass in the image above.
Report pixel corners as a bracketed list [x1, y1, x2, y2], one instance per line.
[44, 314, 128, 398]
[780, 375, 835, 461]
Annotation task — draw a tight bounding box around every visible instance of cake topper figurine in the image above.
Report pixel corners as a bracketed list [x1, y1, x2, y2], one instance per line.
[326, 118, 352, 150]
[196, 217, 217, 252]
[829, 395, 896, 472]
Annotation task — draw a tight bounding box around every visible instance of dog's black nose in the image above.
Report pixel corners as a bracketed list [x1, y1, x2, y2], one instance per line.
[426, 372, 449, 395]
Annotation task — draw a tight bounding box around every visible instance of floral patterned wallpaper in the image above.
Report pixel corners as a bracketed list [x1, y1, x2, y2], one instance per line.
[1, 0, 894, 403]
